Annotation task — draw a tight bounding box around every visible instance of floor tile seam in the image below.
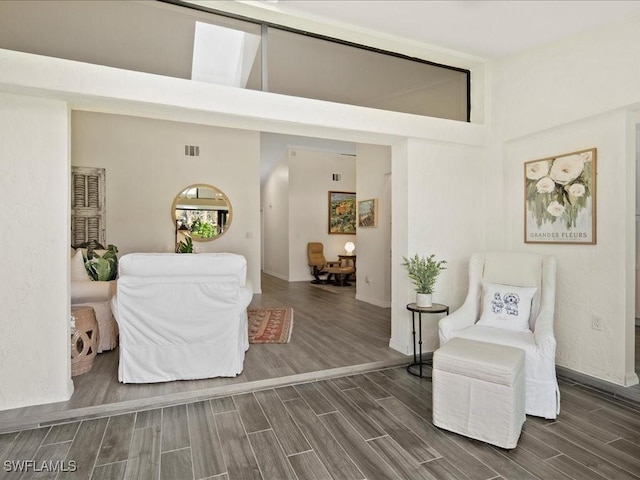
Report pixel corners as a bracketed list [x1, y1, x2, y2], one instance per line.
[251, 391, 312, 458]
[42, 421, 81, 448]
[372, 397, 444, 462]
[365, 433, 390, 443]
[314, 381, 387, 440]
[318, 411, 407, 480]
[548, 412, 639, 458]
[491, 443, 547, 479]
[92, 459, 127, 468]
[231, 405, 267, 480]
[248, 391, 277, 434]
[604, 436, 625, 446]
[368, 377, 430, 424]
[160, 446, 191, 455]
[211, 404, 229, 479]
[417, 454, 443, 465]
[282, 396, 365, 480]
[185, 404, 196, 480]
[539, 423, 639, 476]
[284, 449, 314, 459]
[89, 416, 111, 479]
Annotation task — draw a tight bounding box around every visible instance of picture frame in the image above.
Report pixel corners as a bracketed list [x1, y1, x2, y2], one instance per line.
[524, 148, 596, 244]
[328, 191, 356, 234]
[358, 198, 378, 227]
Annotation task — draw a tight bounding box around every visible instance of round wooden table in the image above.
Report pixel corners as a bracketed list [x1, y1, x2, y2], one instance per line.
[71, 305, 100, 376]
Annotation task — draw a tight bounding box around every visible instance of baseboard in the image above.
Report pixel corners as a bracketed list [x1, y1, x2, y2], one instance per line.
[556, 365, 640, 407]
[262, 270, 288, 282]
[355, 294, 391, 308]
[389, 338, 412, 356]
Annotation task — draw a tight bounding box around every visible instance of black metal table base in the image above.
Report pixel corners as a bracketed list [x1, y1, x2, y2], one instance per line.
[406, 302, 449, 380]
[407, 361, 432, 378]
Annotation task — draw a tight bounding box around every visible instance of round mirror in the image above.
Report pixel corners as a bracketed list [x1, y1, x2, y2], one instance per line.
[172, 184, 232, 241]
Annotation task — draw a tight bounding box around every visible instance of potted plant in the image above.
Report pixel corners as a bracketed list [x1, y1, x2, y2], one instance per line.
[176, 236, 194, 253]
[402, 253, 447, 307]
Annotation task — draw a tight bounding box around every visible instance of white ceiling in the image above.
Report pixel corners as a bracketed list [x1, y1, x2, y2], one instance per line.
[256, 0, 640, 59]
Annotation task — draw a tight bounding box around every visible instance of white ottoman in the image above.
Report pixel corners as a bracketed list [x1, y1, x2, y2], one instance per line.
[432, 337, 526, 449]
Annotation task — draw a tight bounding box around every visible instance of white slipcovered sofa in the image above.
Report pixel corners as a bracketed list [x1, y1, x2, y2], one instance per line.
[111, 252, 253, 383]
[439, 252, 560, 419]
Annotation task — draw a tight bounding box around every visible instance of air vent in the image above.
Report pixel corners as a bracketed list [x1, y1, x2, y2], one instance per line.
[332, 173, 342, 181]
[185, 145, 200, 156]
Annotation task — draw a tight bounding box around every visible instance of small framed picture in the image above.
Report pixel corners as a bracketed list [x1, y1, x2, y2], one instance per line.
[358, 198, 378, 228]
[524, 148, 596, 244]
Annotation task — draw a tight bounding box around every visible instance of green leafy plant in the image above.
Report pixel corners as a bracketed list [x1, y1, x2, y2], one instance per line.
[191, 218, 217, 238]
[176, 236, 194, 253]
[402, 253, 447, 294]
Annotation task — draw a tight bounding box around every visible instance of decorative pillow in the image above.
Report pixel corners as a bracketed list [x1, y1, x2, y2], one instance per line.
[85, 244, 119, 281]
[70, 248, 91, 282]
[477, 282, 537, 332]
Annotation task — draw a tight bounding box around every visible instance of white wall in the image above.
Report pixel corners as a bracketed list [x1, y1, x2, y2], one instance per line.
[0, 93, 74, 410]
[391, 139, 486, 354]
[72, 112, 262, 291]
[261, 152, 290, 280]
[355, 144, 392, 307]
[288, 149, 356, 281]
[0, 48, 489, 413]
[493, 15, 640, 386]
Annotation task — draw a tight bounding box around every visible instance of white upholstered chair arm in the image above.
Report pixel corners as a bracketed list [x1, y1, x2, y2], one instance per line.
[533, 308, 557, 358]
[439, 301, 478, 345]
[71, 280, 116, 304]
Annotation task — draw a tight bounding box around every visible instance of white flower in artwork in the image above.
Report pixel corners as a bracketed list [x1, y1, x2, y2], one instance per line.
[547, 201, 565, 217]
[526, 160, 549, 180]
[568, 183, 586, 197]
[550, 155, 584, 185]
[535, 177, 555, 194]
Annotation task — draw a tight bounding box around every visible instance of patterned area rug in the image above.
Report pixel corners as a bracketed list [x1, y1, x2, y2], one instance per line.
[248, 307, 293, 344]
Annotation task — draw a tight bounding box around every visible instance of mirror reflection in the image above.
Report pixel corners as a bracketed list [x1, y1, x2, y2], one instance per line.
[172, 184, 232, 241]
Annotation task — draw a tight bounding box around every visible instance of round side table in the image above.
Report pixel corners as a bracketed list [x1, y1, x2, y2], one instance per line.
[406, 303, 449, 378]
[71, 305, 100, 376]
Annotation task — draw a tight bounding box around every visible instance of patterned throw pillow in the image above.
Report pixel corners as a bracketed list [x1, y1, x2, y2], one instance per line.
[476, 281, 537, 332]
[75, 242, 119, 281]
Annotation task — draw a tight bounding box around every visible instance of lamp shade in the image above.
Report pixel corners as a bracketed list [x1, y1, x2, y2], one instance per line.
[344, 242, 355, 254]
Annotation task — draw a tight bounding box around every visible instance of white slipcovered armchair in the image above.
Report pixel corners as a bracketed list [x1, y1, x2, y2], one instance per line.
[111, 252, 253, 383]
[439, 252, 560, 419]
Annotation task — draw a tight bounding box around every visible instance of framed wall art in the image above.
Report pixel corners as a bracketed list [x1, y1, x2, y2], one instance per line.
[358, 198, 378, 227]
[328, 191, 356, 234]
[524, 148, 596, 244]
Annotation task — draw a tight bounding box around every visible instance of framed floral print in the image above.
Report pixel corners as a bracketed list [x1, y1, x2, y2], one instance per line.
[328, 191, 356, 234]
[524, 148, 596, 244]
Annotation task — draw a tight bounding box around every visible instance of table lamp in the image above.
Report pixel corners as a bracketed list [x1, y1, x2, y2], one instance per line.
[344, 242, 355, 255]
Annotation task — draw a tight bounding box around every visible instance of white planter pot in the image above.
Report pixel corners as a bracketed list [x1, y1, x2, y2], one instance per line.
[416, 293, 433, 308]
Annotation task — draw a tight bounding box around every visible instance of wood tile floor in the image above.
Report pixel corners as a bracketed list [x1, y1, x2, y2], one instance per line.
[1, 366, 640, 480]
[0, 275, 407, 432]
